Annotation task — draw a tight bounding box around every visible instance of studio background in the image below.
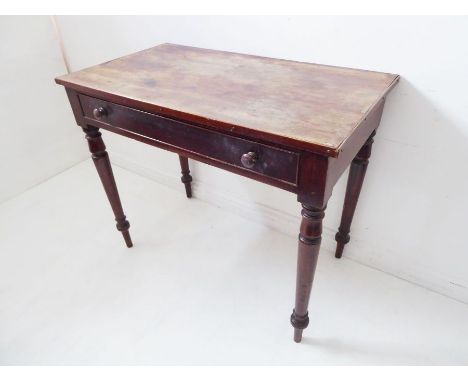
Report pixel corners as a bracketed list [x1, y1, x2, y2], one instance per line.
[1, 15, 468, 364]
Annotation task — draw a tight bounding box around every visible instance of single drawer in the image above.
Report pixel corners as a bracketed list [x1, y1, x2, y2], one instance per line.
[79, 94, 299, 185]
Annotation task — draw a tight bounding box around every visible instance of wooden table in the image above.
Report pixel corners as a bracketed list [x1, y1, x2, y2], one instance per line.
[56, 44, 399, 342]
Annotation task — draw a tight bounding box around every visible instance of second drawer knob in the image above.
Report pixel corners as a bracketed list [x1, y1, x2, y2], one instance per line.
[93, 106, 107, 120]
[241, 151, 258, 169]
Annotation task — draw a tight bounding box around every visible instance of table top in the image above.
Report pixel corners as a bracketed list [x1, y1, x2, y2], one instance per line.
[56, 43, 399, 157]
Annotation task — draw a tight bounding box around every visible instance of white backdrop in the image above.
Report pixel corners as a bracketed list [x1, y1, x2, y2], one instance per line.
[0, 16, 87, 203]
[20, 16, 468, 302]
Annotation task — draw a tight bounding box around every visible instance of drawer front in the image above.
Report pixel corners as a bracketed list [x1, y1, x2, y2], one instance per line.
[79, 94, 299, 185]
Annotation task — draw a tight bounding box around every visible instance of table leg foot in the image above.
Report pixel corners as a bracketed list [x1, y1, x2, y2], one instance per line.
[293, 328, 303, 343]
[291, 309, 309, 342]
[334, 234, 349, 259]
[118, 222, 133, 248]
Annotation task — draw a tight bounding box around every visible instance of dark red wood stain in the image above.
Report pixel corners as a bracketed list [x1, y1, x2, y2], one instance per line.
[57, 44, 399, 343]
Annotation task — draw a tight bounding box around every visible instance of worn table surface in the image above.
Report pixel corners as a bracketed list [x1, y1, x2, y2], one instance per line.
[56, 43, 399, 156]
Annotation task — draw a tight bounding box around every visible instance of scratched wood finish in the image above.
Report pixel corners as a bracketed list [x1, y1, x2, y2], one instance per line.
[56, 43, 399, 157]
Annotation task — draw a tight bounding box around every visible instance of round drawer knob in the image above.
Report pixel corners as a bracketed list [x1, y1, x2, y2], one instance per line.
[241, 151, 258, 169]
[93, 106, 107, 120]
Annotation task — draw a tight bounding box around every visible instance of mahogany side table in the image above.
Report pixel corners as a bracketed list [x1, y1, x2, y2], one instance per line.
[56, 44, 399, 342]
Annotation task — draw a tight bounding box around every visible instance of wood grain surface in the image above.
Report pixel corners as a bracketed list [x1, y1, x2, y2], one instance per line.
[56, 43, 398, 156]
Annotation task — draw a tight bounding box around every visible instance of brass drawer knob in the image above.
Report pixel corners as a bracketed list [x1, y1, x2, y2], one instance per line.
[93, 106, 107, 120]
[241, 151, 258, 168]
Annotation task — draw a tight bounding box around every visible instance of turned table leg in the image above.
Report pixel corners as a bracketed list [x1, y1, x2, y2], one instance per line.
[83, 126, 133, 248]
[291, 204, 326, 342]
[335, 131, 376, 259]
[178, 155, 193, 198]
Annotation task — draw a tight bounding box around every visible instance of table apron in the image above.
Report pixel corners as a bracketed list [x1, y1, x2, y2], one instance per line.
[78, 94, 300, 191]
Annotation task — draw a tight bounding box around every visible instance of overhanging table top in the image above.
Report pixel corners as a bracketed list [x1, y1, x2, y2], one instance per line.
[56, 43, 399, 157]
